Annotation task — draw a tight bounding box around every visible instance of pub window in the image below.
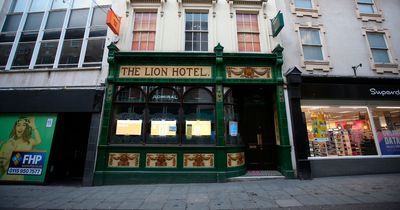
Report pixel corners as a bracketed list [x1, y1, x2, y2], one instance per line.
[182, 87, 215, 144]
[111, 87, 146, 144]
[147, 87, 180, 144]
[132, 12, 157, 51]
[236, 13, 260, 52]
[224, 88, 242, 145]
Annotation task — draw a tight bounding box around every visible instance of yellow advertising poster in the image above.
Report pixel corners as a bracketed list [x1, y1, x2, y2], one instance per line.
[311, 113, 329, 142]
[151, 121, 176, 136]
[186, 121, 211, 136]
[116, 120, 142, 135]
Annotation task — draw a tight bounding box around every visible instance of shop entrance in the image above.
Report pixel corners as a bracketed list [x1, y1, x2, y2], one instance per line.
[46, 113, 91, 185]
[234, 86, 277, 170]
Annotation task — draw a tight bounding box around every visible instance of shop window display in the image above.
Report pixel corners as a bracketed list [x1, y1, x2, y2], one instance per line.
[302, 106, 377, 157]
[372, 107, 400, 155]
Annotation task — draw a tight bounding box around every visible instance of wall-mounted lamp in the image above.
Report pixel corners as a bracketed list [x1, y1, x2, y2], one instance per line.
[352, 63, 362, 77]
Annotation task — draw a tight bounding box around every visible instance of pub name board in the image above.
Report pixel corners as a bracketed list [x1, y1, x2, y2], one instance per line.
[119, 66, 212, 79]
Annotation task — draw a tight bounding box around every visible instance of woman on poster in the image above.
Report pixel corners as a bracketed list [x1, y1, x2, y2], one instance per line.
[0, 117, 42, 181]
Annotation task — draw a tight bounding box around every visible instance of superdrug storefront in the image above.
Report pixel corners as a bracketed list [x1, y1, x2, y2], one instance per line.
[286, 68, 400, 179]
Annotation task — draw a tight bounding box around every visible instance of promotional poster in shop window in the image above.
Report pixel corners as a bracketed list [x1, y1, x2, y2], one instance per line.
[377, 130, 400, 155]
[0, 114, 57, 183]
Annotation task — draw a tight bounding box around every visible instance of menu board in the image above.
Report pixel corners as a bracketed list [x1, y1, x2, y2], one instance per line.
[116, 120, 142, 135]
[151, 120, 177, 136]
[186, 121, 211, 136]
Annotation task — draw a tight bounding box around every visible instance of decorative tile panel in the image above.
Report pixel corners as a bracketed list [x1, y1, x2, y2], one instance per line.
[226, 66, 272, 79]
[227, 152, 245, 167]
[108, 153, 140, 168]
[183, 153, 214, 168]
[146, 153, 177, 168]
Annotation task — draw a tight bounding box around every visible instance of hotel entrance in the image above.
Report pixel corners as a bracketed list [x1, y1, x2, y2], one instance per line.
[228, 86, 278, 170]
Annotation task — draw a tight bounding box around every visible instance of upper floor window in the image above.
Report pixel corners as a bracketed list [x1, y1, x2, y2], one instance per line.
[236, 13, 260, 52]
[30, 0, 48, 12]
[291, 0, 320, 18]
[132, 12, 157, 51]
[357, 0, 375, 14]
[355, 0, 383, 22]
[51, 0, 70, 9]
[366, 33, 390, 64]
[300, 28, 323, 61]
[296, 24, 331, 72]
[295, 0, 312, 9]
[185, 12, 208, 52]
[10, 0, 26, 13]
[362, 29, 397, 74]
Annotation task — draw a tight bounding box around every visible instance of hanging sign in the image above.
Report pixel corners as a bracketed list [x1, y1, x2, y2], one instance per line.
[106, 9, 121, 35]
[120, 66, 212, 79]
[271, 11, 284, 37]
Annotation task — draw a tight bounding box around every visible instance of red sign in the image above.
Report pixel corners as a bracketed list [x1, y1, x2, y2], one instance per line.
[106, 9, 120, 35]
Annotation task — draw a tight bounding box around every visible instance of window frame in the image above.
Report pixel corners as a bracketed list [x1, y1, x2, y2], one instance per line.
[290, 0, 320, 18]
[1, 0, 111, 70]
[355, 0, 384, 22]
[362, 29, 399, 74]
[184, 11, 209, 52]
[235, 12, 261, 53]
[295, 23, 331, 72]
[110, 86, 217, 146]
[131, 10, 158, 51]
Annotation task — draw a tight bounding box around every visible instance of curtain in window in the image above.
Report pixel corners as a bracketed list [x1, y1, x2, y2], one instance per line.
[132, 12, 157, 51]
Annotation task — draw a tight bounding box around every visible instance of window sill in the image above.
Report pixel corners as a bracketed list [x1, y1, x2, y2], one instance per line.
[292, 8, 320, 18]
[303, 60, 332, 72]
[358, 12, 384, 22]
[0, 66, 101, 73]
[373, 63, 399, 74]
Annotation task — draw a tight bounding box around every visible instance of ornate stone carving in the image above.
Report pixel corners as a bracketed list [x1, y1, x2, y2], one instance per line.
[183, 154, 214, 168]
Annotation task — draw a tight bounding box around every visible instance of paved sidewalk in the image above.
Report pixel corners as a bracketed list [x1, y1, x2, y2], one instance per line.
[1, 173, 400, 210]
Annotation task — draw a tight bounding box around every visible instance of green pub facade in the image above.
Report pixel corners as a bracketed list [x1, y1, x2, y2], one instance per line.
[93, 43, 294, 185]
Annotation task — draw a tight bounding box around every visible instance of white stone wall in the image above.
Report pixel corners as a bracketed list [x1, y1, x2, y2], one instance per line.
[113, 0, 281, 53]
[277, 0, 400, 77]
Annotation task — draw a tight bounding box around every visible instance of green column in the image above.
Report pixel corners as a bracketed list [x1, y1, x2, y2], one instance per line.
[94, 44, 119, 185]
[273, 44, 294, 178]
[275, 85, 295, 178]
[214, 44, 227, 181]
